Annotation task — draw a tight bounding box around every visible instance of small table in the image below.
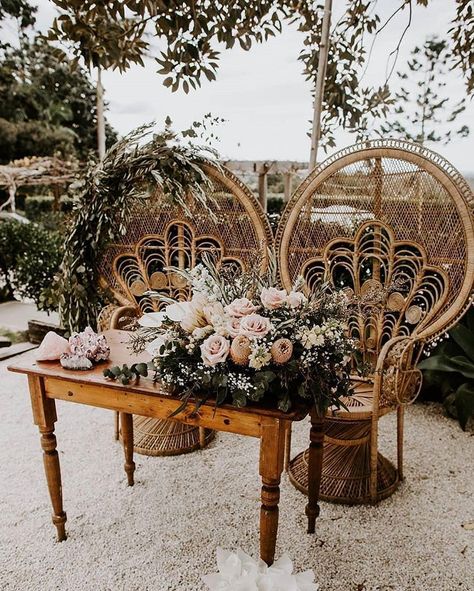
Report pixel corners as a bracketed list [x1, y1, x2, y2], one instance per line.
[8, 330, 325, 565]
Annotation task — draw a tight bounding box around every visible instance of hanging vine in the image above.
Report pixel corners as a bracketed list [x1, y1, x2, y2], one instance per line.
[55, 122, 220, 332]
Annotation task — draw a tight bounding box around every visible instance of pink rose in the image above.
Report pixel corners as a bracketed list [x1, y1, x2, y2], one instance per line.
[224, 297, 259, 317]
[239, 314, 273, 338]
[287, 290, 306, 308]
[226, 317, 242, 338]
[260, 287, 287, 310]
[200, 334, 230, 366]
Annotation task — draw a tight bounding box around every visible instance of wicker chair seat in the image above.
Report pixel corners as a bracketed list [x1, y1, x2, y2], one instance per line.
[328, 378, 393, 421]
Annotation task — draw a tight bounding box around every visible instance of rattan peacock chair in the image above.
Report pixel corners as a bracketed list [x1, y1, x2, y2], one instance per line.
[97, 161, 273, 456]
[276, 139, 474, 504]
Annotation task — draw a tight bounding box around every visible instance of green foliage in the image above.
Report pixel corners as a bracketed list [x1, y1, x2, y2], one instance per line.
[0, 220, 62, 311]
[23, 195, 73, 226]
[0, 36, 117, 162]
[104, 363, 149, 385]
[0, 0, 36, 29]
[55, 122, 220, 333]
[375, 37, 469, 145]
[46, 1, 474, 150]
[267, 197, 285, 216]
[418, 308, 474, 430]
[24, 196, 55, 221]
[0, 326, 27, 344]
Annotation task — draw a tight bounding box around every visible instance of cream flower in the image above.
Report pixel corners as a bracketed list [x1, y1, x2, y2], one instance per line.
[224, 297, 259, 317]
[203, 301, 226, 326]
[165, 296, 209, 333]
[260, 287, 288, 310]
[138, 311, 167, 327]
[249, 344, 272, 370]
[239, 314, 273, 338]
[287, 290, 306, 309]
[200, 334, 230, 366]
[226, 317, 242, 338]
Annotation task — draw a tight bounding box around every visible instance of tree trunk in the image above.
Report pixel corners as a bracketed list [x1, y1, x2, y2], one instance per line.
[97, 67, 106, 161]
[309, 0, 332, 170]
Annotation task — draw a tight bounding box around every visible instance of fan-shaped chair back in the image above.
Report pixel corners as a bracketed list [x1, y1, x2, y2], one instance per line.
[277, 140, 474, 371]
[98, 162, 273, 314]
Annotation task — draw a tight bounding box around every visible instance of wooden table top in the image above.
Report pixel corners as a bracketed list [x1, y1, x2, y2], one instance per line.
[9, 329, 310, 422]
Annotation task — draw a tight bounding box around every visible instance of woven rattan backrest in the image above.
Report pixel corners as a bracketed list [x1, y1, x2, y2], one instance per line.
[277, 140, 474, 366]
[98, 163, 272, 313]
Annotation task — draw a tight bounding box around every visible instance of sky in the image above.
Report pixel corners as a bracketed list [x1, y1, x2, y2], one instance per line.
[12, 1, 474, 174]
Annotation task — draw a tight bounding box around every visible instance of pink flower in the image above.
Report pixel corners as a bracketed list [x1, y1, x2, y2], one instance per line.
[200, 334, 230, 366]
[260, 287, 288, 310]
[226, 317, 242, 338]
[287, 290, 306, 309]
[224, 297, 259, 317]
[239, 314, 273, 338]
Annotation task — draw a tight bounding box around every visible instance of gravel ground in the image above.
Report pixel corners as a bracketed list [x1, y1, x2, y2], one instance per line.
[0, 355, 473, 591]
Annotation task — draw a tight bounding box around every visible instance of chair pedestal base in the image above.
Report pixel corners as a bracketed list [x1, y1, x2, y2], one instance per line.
[121, 416, 215, 456]
[288, 419, 399, 504]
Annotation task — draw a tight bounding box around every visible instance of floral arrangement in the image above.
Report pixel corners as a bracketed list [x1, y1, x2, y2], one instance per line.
[202, 548, 319, 591]
[122, 254, 353, 414]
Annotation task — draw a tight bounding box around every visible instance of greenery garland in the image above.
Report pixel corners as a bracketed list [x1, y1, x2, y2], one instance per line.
[56, 123, 219, 333]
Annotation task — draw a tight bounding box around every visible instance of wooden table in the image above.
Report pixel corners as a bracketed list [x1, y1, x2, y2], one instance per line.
[8, 330, 325, 565]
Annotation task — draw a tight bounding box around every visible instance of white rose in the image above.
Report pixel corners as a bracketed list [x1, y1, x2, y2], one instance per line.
[287, 290, 306, 309]
[200, 334, 230, 367]
[224, 297, 259, 317]
[260, 287, 287, 310]
[239, 314, 273, 338]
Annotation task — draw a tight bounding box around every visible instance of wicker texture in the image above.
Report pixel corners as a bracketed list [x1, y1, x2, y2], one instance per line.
[277, 140, 474, 504]
[99, 162, 272, 456]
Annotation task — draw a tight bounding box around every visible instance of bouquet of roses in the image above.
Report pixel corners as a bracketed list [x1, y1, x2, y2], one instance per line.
[118, 254, 354, 415]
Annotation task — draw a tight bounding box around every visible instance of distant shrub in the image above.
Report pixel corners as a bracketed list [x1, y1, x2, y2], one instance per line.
[24, 195, 55, 221]
[0, 220, 62, 311]
[24, 195, 74, 230]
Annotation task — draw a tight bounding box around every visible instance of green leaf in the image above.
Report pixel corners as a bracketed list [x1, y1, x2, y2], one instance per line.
[135, 363, 149, 377]
[450, 324, 474, 362]
[418, 354, 474, 379]
[454, 383, 474, 430]
[232, 391, 247, 408]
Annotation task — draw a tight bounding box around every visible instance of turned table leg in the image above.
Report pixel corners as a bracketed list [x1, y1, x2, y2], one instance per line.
[306, 410, 325, 534]
[120, 412, 135, 486]
[259, 418, 285, 565]
[28, 376, 67, 541]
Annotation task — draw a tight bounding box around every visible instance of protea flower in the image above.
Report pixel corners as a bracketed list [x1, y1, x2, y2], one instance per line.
[271, 338, 293, 364]
[230, 335, 251, 366]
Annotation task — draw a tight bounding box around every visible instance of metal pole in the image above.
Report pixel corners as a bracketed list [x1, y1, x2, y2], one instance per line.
[309, 0, 332, 170]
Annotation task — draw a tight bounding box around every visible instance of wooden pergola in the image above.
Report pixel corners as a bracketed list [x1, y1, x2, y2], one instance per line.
[224, 160, 309, 209]
[0, 156, 78, 213]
